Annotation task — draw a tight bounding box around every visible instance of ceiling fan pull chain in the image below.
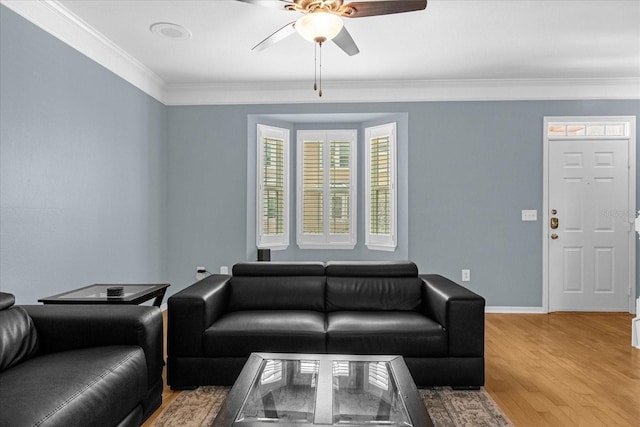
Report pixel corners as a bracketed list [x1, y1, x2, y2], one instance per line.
[318, 41, 323, 97]
[313, 42, 318, 92]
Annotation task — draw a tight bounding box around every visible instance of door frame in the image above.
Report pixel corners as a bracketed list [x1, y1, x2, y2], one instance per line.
[542, 116, 637, 313]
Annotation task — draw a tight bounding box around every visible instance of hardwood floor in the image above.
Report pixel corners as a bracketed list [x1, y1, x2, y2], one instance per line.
[144, 311, 640, 426]
[485, 312, 640, 426]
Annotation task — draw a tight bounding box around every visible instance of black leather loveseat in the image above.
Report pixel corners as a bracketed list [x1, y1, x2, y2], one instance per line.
[0, 292, 163, 427]
[168, 261, 485, 389]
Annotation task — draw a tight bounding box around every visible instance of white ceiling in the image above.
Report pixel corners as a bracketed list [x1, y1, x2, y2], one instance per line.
[5, 0, 640, 104]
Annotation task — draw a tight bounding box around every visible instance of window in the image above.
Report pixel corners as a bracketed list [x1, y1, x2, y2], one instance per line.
[547, 122, 629, 138]
[254, 119, 401, 253]
[365, 123, 397, 251]
[256, 124, 289, 250]
[297, 130, 357, 249]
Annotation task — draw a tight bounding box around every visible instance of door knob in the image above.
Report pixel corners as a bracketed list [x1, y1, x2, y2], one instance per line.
[550, 217, 559, 229]
[551, 233, 559, 240]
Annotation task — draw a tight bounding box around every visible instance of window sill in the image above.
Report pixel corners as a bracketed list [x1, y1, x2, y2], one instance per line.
[297, 243, 356, 250]
[366, 243, 397, 252]
[258, 244, 289, 251]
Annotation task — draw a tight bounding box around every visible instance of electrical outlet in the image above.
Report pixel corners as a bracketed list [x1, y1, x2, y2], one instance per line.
[521, 210, 537, 221]
[220, 266, 229, 274]
[461, 269, 471, 282]
[196, 266, 206, 281]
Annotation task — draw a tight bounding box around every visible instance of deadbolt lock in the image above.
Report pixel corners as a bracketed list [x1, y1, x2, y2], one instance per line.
[550, 217, 559, 229]
[551, 233, 559, 240]
[551, 209, 557, 215]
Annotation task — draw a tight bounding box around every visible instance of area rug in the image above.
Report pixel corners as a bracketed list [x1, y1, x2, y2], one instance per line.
[151, 386, 512, 426]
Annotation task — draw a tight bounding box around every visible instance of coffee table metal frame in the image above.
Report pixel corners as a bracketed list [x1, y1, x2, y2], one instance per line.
[214, 352, 433, 427]
[38, 283, 170, 306]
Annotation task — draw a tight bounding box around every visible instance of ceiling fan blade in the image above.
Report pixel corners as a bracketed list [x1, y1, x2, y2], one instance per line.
[235, 0, 294, 11]
[341, 0, 427, 18]
[252, 21, 297, 51]
[332, 27, 360, 56]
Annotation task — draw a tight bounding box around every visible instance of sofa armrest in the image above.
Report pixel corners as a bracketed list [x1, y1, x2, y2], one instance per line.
[22, 304, 163, 385]
[168, 275, 231, 357]
[420, 274, 485, 357]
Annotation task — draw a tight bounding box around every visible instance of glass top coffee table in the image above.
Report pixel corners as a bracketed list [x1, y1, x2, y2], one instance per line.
[38, 283, 170, 306]
[214, 353, 433, 427]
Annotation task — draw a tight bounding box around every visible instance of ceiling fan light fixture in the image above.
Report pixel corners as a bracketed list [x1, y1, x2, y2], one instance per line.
[295, 12, 343, 43]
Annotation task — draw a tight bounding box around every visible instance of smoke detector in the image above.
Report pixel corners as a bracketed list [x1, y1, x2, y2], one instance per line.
[150, 22, 191, 40]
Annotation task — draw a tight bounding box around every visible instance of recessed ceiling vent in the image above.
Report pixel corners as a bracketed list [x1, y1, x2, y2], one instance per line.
[150, 22, 191, 40]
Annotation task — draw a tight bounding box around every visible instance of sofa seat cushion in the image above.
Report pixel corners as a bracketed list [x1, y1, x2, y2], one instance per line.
[0, 345, 147, 427]
[204, 310, 326, 357]
[326, 311, 448, 357]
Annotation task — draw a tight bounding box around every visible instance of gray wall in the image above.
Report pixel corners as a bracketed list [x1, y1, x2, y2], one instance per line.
[166, 100, 640, 307]
[2, 5, 639, 308]
[0, 6, 168, 303]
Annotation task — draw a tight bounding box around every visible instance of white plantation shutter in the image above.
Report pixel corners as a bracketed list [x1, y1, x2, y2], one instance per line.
[257, 125, 289, 249]
[263, 137, 284, 234]
[297, 130, 356, 249]
[329, 140, 351, 235]
[302, 139, 323, 234]
[365, 123, 397, 251]
[370, 135, 391, 234]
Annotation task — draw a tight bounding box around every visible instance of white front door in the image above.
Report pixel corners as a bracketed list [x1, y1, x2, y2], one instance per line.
[545, 117, 636, 313]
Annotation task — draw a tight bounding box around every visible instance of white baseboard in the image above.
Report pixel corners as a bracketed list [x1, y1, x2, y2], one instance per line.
[485, 306, 639, 314]
[157, 304, 546, 314]
[158, 304, 626, 315]
[485, 306, 546, 314]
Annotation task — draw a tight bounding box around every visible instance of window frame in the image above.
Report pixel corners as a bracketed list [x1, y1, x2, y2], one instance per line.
[365, 122, 397, 251]
[296, 129, 357, 250]
[256, 124, 290, 250]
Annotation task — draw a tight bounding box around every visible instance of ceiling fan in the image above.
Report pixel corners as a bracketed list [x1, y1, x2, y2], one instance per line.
[237, 0, 428, 56]
[236, 0, 428, 96]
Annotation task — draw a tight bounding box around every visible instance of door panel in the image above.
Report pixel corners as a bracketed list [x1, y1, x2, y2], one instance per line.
[594, 247, 614, 292]
[562, 247, 583, 292]
[548, 139, 630, 311]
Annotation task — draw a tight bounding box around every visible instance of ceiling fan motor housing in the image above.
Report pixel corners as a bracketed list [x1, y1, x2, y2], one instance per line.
[286, 0, 357, 17]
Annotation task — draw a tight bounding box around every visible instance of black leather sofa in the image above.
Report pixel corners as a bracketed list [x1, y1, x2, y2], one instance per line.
[0, 292, 163, 427]
[168, 261, 485, 389]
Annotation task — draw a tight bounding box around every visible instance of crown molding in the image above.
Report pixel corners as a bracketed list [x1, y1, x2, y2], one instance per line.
[3, 1, 639, 106]
[1, 0, 166, 102]
[162, 77, 640, 106]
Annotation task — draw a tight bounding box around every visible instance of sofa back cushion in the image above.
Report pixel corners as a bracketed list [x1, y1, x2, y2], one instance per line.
[325, 261, 422, 312]
[0, 304, 39, 372]
[228, 262, 326, 311]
